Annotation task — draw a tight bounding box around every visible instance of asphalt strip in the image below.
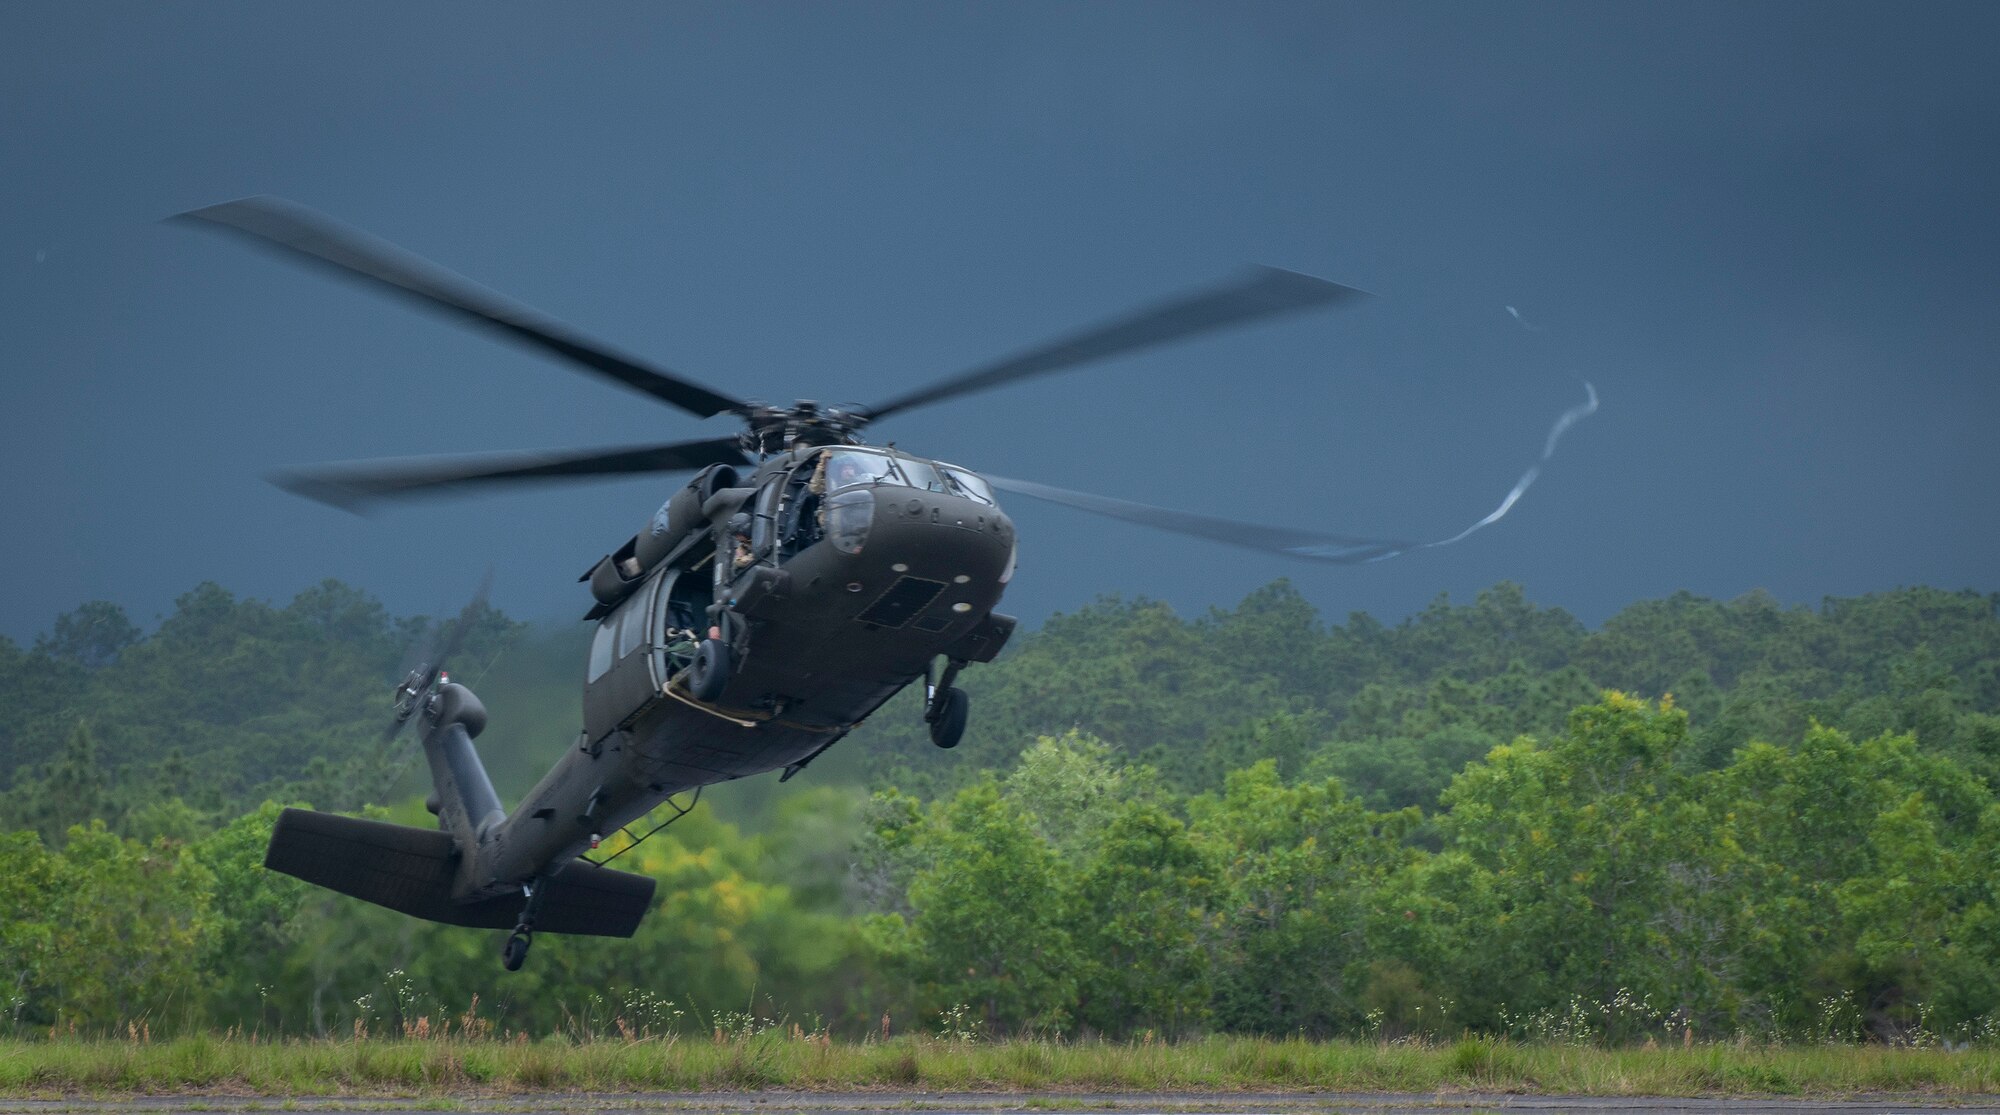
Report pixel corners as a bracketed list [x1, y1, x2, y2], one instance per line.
[3, 1093, 2000, 1115]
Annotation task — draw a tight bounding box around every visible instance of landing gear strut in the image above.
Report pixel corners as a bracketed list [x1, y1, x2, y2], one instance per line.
[502, 880, 544, 972]
[925, 658, 970, 750]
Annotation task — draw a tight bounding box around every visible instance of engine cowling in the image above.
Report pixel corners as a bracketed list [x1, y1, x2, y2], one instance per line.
[635, 481, 710, 569]
[583, 464, 741, 608]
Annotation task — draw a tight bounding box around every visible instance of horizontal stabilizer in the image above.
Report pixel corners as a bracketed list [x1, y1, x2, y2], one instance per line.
[264, 808, 654, 937]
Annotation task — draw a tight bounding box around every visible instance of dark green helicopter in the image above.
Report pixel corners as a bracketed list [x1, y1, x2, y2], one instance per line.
[179, 197, 1418, 970]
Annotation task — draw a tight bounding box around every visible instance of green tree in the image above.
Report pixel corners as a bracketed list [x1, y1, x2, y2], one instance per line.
[1193, 761, 1413, 1035]
[1003, 731, 1149, 853]
[1438, 694, 1731, 1032]
[188, 802, 311, 1027]
[1, 719, 112, 842]
[38, 601, 141, 671]
[41, 822, 216, 1028]
[1715, 725, 1995, 1034]
[0, 830, 58, 1028]
[1068, 801, 1214, 1036]
[903, 779, 1076, 1031]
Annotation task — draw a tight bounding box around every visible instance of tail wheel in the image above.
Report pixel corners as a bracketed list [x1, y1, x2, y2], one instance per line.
[689, 638, 732, 702]
[928, 687, 969, 749]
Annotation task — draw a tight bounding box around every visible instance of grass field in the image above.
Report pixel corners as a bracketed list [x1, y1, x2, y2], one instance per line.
[3, 1034, 1998, 1098]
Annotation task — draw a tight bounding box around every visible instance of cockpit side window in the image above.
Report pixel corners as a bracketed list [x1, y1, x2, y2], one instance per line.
[938, 465, 996, 505]
[750, 474, 784, 556]
[778, 459, 818, 554]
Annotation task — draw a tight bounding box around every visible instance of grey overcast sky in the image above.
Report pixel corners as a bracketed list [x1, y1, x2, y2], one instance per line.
[3, 1, 1996, 642]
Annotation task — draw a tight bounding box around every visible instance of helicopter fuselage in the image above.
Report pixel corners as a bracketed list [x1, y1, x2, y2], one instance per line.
[457, 444, 1018, 899]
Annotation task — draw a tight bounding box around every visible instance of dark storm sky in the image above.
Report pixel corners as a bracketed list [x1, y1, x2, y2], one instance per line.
[4, 2, 1996, 642]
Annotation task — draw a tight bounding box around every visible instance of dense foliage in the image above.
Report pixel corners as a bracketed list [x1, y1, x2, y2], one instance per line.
[2, 579, 1997, 1043]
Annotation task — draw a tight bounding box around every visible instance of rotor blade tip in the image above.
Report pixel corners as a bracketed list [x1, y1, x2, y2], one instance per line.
[267, 472, 373, 516]
[1251, 265, 1377, 301]
[171, 195, 282, 224]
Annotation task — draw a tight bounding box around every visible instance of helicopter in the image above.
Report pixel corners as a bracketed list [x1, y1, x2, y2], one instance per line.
[178, 197, 1457, 970]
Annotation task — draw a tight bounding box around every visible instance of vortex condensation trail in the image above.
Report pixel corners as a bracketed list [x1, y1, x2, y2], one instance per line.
[1361, 381, 1599, 561]
[988, 313, 1600, 566]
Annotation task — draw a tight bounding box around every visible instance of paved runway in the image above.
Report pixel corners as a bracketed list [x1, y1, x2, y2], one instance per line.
[4, 1094, 2000, 1115]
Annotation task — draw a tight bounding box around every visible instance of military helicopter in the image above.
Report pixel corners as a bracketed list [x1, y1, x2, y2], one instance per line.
[177, 197, 1432, 970]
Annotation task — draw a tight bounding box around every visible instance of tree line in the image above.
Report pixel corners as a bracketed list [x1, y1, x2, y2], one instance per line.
[2, 579, 1997, 1041]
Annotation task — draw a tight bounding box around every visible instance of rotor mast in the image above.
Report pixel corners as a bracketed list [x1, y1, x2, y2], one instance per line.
[740, 400, 869, 457]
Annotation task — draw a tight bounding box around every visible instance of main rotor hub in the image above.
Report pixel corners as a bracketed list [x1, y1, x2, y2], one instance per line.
[740, 400, 867, 457]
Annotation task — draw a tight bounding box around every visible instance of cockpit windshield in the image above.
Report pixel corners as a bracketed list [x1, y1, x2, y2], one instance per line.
[820, 450, 900, 491]
[890, 457, 952, 494]
[812, 450, 999, 506]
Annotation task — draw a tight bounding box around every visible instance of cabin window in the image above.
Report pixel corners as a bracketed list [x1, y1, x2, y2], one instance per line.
[587, 620, 615, 681]
[612, 574, 661, 659]
[616, 598, 645, 658]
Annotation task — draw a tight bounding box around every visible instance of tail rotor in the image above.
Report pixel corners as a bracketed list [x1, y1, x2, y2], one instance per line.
[386, 569, 494, 741]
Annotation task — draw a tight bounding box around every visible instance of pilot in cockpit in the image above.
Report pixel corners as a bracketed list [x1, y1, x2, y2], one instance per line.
[829, 454, 867, 489]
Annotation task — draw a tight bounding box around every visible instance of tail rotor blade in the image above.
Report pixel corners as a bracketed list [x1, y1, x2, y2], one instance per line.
[432, 567, 495, 670]
[384, 569, 496, 742]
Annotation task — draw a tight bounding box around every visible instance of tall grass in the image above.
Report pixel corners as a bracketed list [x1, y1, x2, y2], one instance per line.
[3, 1033, 1998, 1098]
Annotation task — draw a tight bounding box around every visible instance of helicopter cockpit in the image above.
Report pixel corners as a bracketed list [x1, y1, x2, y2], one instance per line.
[817, 448, 994, 503]
[753, 447, 998, 563]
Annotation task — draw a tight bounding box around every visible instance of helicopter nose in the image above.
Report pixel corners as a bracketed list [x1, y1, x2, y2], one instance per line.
[871, 491, 1015, 577]
[890, 493, 1009, 542]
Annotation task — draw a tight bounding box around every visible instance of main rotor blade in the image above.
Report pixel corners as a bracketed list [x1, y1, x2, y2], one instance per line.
[859, 267, 1370, 423]
[273, 436, 750, 512]
[984, 475, 1414, 564]
[175, 196, 750, 419]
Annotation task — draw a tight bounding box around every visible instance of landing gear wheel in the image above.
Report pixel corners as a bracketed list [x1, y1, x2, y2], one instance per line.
[928, 686, 968, 750]
[502, 931, 531, 972]
[689, 639, 732, 703]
